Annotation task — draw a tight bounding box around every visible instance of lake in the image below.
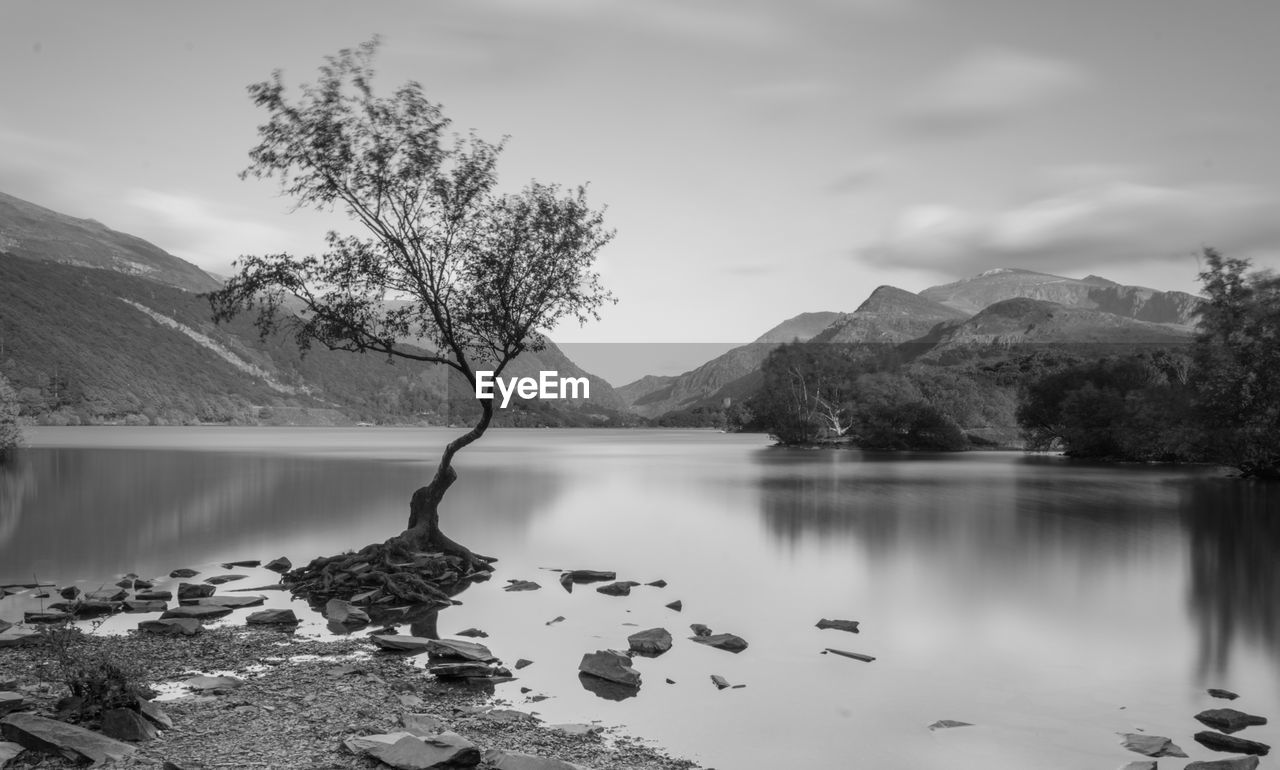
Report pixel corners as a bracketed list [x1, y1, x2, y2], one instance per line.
[2, 427, 1278, 769]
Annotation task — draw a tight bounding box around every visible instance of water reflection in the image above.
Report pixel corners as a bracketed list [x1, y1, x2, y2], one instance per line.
[0, 453, 35, 551]
[1184, 479, 1280, 677]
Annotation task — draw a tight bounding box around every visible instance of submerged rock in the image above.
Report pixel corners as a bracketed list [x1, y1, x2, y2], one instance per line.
[578, 650, 641, 688]
[1194, 731, 1270, 756]
[927, 720, 972, 730]
[0, 713, 137, 764]
[627, 628, 672, 656]
[816, 618, 860, 633]
[1120, 733, 1188, 758]
[1196, 708, 1269, 734]
[691, 633, 748, 653]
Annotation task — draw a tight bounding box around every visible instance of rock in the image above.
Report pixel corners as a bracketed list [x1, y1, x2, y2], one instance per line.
[456, 628, 489, 638]
[480, 709, 537, 724]
[515, 659, 533, 670]
[0, 712, 137, 764]
[825, 648, 875, 662]
[690, 623, 712, 636]
[546, 616, 565, 626]
[503, 580, 541, 592]
[324, 599, 370, 628]
[101, 708, 159, 742]
[928, 720, 972, 730]
[484, 749, 592, 770]
[0, 620, 8, 635]
[161, 605, 233, 621]
[710, 675, 730, 690]
[564, 570, 615, 584]
[56, 600, 122, 618]
[114, 579, 133, 588]
[136, 698, 173, 730]
[647, 579, 667, 588]
[264, 557, 292, 573]
[427, 662, 499, 680]
[177, 583, 215, 600]
[58, 586, 80, 600]
[691, 633, 748, 653]
[1194, 731, 1270, 755]
[123, 600, 167, 613]
[596, 581, 640, 597]
[231, 584, 288, 592]
[1120, 763, 1157, 770]
[132, 579, 153, 590]
[401, 713, 445, 736]
[170, 568, 199, 578]
[221, 560, 260, 568]
[371, 635, 436, 653]
[578, 650, 641, 688]
[1196, 708, 1269, 734]
[183, 675, 244, 691]
[665, 600, 682, 612]
[424, 638, 497, 662]
[184, 595, 265, 608]
[85, 588, 127, 602]
[627, 628, 672, 656]
[245, 609, 299, 626]
[202, 575, 247, 585]
[816, 618, 860, 633]
[578, 674, 639, 701]
[1209, 688, 1241, 700]
[1120, 733, 1188, 757]
[1185, 758, 1260, 770]
[367, 733, 481, 769]
[548, 723, 602, 737]
[0, 741, 22, 766]
[0, 694, 24, 716]
[138, 618, 202, 636]
[134, 590, 172, 601]
[343, 731, 416, 753]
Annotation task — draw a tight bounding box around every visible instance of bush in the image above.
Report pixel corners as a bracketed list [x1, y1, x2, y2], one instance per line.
[35, 623, 150, 721]
[0, 374, 22, 461]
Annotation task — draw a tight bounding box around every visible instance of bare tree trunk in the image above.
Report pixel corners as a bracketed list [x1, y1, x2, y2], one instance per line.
[397, 400, 497, 568]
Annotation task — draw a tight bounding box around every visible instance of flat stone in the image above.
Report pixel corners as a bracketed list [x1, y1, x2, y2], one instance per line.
[546, 616, 565, 626]
[123, 600, 167, 613]
[133, 590, 172, 601]
[480, 709, 537, 724]
[456, 628, 488, 638]
[221, 560, 260, 569]
[245, 609, 298, 626]
[85, 588, 127, 602]
[825, 648, 875, 662]
[169, 568, 199, 578]
[1196, 709, 1268, 734]
[138, 618, 202, 636]
[58, 586, 80, 600]
[367, 733, 481, 770]
[0, 741, 23, 765]
[646, 579, 667, 588]
[264, 557, 292, 573]
[230, 584, 288, 592]
[161, 605, 233, 621]
[514, 659, 533, 670]
[183, 675, 244, 691]
[1194, 731, 1270, 756]
[101, 708, 159, 742]
[1121, 763, 1157, 770]
[690, 623, 711, 636]
[184, 595, 265, 608]
[1185, 758, 1260, 770]
[627, 628, 672, 656]
[0, 712, 137, 764]
[343, 731, 416, 754]
[424, 638, 497, 662]
[372, 635, 435, 653]
[1209, 688, 1241, 700]
[596, 581, 640, 597]
[665, 600, 682, 611]
[132, 579, 153, 590]
[503, 580, 541, 592]
[578, 650, 641, 688]
[928, 720, 972, 730]
[23, 611, 71, 624]
[563, 570, 615, 584]
[203, 575, 247, 585]
[324, 599, 370, 628]
[427, 662, 498, 679]
[710, 675, 730, 690]
[177, 583, 215, 600]
[1121, 733, 1188, 758]
[816, 618, 861, 633]
[136, 698, 173, 729]
[484, 749, 592, 770]
[691, 633, 748, 653]
[0, 693, 24, 716]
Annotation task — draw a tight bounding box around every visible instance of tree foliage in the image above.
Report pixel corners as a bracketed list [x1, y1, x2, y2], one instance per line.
[1191, 248, 1280, 477]
[0, 373, 21, 460]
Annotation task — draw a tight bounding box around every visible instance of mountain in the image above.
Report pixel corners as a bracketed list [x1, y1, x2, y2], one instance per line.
[919, 268, 1201, 326]
[0, 194, 626, 426]
[0, 191, 220, 293]
[615, 311, 843, 418]
[810, 286, 968, 344]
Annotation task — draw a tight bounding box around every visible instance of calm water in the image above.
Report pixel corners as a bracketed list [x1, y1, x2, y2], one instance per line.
[2, 427, 1278, 769]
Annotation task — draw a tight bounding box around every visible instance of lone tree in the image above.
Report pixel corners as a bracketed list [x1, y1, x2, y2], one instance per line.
[209, 40, 614, 566]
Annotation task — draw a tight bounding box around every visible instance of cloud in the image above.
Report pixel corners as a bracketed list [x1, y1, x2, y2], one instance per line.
[861, 180, 1280, 275]
[899, 48, 1088, 137]
[825, 155, 892, 194]
[124, 188, 289, 273]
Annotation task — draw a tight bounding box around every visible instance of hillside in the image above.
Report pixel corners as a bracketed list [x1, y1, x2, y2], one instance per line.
[0, 191, 220, 293]
[919, 268, 1201, 326]
[810, 286, 968, 344]
[753, 311, 843, 343]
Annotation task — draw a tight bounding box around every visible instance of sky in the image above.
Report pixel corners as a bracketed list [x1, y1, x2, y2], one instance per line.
[4, 0, 1280, 354]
